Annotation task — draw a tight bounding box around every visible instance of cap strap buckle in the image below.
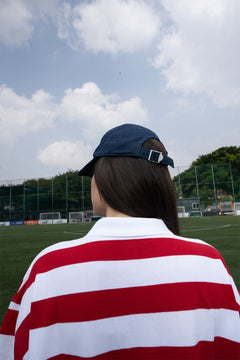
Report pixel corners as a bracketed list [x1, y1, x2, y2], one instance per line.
[148, 149, 164, 163]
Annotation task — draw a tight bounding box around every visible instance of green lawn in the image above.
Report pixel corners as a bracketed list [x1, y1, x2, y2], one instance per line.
[179, 215, 240, 290]
[0, 216, 239, 325]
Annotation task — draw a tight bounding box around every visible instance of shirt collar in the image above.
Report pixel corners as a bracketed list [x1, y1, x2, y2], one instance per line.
[86, 217, 173, 239]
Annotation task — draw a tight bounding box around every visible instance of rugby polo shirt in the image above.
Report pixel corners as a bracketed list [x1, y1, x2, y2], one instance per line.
[0, 217, 239, 359]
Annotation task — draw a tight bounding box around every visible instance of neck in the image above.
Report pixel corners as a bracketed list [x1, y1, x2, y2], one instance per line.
[106, 206, 130, 218]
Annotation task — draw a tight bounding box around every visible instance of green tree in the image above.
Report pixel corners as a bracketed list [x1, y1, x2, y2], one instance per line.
[192, 146, 240, 167]
[0, 171, 92, 221]
[173, 147, 240, 206]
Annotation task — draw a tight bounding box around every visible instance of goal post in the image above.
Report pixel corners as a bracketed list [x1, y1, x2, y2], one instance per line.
[177, 206, 190, 218]
[233, 202, 240, 215]
[177, 206, 185, 218]
[39, 212, 63, 225]
[189, 210, 202, 217]
[39, 212, 61, 220]
[69, 212, 84, 223]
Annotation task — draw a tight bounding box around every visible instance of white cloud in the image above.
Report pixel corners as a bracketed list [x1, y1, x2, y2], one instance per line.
[0, 82, 148, 149]
[57, 2, 78, 49]
[0, 0, 34, 47]
[0, 82, 149, 171]
[168, 124, 240, 178]
[37, 81, 149, 170]
[0, 85, 57, 144]
[57, 0, 160, 53]
[38, 140, 93, 172]
[0, 0, 60, 48]
[151, 0, 240, 108]
[24, 0, 60, 19]
[59, 82, 149, 138]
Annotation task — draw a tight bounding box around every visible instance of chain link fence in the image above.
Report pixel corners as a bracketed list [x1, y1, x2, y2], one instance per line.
[0, 174, 92, 223]
[0, 163, 239, 222]
[172, 163, 239, 215]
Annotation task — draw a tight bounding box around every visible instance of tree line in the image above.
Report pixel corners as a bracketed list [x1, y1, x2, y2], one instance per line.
[0, 146, 239, 221]
[172, 146, 240, 206]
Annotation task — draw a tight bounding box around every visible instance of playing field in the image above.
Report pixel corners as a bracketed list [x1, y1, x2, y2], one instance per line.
[0, 215, 239, 325]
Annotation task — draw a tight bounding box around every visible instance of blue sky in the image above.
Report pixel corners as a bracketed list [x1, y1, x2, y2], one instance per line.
[0, 0, 239, 181]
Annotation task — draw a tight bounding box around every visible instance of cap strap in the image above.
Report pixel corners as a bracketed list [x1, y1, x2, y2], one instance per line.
[140, 148, 174, 168]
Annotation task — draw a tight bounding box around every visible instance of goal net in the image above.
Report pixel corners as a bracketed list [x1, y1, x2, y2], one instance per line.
[39, 212, 61, 220]
[189, 210, 202, 217]
[177, 206, 186, 218]
[233, 202, 240, 215]
[69, 212, 84, 223]
[85, 210, 93, 220]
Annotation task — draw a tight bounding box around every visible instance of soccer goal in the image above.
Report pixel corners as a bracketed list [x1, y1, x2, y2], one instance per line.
[177, 206, 189, 218]
[69, 212, 84, 223]
[39, 212, 61, 220]
[85, 210, 93, 221]
[177, 206, 185, 218]
[189, 210, 202, 217]
[233, 202, 240, 215]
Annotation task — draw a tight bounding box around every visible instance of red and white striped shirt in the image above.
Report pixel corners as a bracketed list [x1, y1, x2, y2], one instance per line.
[0, 217, 240, 359]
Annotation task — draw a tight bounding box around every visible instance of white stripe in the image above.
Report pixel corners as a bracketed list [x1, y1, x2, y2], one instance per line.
[15, 255, 239, 332]
[0, 334, 14, 360]
[87, 217, 173, 238]
[16, 283, 33, 331]
[28, 309, 240, 360]
[32, 255, 232, 302]
[8, 301, 20, 312]
[16, 217, 210, 293]
[17, 237, 90, 293]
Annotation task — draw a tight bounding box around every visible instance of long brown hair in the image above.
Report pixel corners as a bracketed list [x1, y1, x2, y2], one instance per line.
[94, 138, 179, 235]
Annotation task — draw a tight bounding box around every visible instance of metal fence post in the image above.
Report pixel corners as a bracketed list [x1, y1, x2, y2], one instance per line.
[37, 178, 40, 220]
[23, 181, 25, 221]
[178, 167, 183, 203]
[229, 163, 235, 202]
[194, 166, 200, 203]
[9, 181, 12, 222]
[211, 164, 218, 213]
[82, 176, 84, 213]
[66, 175, 68, 221]
[52, 177, 54, 217]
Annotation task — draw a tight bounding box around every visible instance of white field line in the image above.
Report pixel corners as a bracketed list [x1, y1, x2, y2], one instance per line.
[63, 231, 85, 235]
[183, 224, 231, 232]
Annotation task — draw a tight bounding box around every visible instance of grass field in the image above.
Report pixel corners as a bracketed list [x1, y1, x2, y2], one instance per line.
[0, 215, 239, 325]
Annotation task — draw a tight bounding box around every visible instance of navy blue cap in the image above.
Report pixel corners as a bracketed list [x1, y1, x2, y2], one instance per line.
[78, 124, 174, 176]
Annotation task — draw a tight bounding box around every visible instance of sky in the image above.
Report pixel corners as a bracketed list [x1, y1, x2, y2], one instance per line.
[0, 0, 240, 181]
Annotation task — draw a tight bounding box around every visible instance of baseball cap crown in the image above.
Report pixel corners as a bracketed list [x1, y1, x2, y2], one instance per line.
[78, 124, 174, 176]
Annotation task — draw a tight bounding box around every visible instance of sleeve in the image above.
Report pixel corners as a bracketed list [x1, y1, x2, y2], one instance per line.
[0, 260, 37, 360]
[0, 302, 19, 359]
[0, 240, 72, 360]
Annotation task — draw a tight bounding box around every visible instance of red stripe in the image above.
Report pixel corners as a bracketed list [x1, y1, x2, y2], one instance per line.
[14, 314, 31, 360]
[14, 237, 225, 305]
[14, 281, 239, 356]
[28, 282, 239, 329]
[48, 338, 240, 360]
[0, 308, 18, 335]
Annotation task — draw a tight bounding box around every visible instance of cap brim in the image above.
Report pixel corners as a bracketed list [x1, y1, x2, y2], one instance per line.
[78, 158, 96, 177]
